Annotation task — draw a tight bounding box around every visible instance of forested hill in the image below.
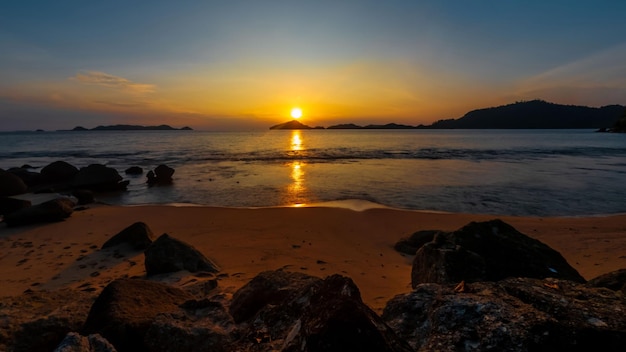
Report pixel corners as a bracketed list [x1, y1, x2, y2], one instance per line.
[428, 100, 625, 129]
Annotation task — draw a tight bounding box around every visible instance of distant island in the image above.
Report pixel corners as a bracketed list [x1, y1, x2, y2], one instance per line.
[269, 100, 625, 130]
[70, 124, 193, 131]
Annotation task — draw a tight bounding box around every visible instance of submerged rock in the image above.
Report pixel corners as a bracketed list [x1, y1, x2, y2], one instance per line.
[73, 164, 128, 192]
[146, 164, 175, 185]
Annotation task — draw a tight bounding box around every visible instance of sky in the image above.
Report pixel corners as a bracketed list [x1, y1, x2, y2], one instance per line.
[1, 0, 625, 131]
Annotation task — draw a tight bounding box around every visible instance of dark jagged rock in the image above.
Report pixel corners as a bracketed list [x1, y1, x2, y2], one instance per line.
[146, 164, 175, 185]
[0, 170, 28, 196]
[393, 230, 442, 255]
[1, 289, 94, 352]
[586, 268, 626, 292]
[0, 197, 31, 216]
[83, 278, 194, 352]
[229, 270, 321, 323]
[3, 198, 75, 227]
[383, 277, 626, 351]
[124, 166, 143, 175]
[232, 271, 412, 352]
[101, 222, 154, 250]
[53, 332, 117, 352]
[281, 275, 414, 352]
[144, 234, 220, 276]
[411, 219, 585, 286]
[72, 189, 95, 205]
[73, 164, 128, 192]
[41, 161, 79, 183]
[144, 300, 234, 352]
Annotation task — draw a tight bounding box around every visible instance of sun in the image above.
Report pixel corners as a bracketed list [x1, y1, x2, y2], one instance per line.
[290, 107, 302, 119]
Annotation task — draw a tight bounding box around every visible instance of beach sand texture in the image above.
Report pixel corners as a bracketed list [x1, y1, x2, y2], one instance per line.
[1, 204, 625, 312]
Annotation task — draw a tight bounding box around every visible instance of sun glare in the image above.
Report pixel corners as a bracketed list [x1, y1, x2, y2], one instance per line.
[291, 107, 302, 119]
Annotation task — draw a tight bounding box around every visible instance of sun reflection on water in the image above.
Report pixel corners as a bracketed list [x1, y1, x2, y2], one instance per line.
[287, 130, 306, 206]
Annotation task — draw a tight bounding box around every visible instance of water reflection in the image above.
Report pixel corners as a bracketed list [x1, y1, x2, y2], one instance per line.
[287, 130, 306, 206]
[291, 130, 302, 151]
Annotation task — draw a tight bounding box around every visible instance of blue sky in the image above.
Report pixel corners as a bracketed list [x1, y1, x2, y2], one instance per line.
[1, 0, 625, 130]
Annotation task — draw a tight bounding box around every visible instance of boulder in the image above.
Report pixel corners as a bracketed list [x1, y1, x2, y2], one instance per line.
[53, 332, 117, 352]
[144, 234, 220, 276]
[83, 278, 194, 352]
[73, 164, 128, 192]
[101, 222, 154, 250]
[41, 161, 78, 183]
[3, 198, 75, 227]
[229, 270, 321, 323]
[124, 166, 143, 175]
[143, 299, 234, 352]
[0, 197, 31, 216]
[383, 277, 626, 351]
[0, 170, 28, 196]
[394, 230, 441, 255]
[231, 271, 412, 352]
[147, 164, 175, 185]
[281, 275, 414, 352]
[7, 167, 45, 187]
[72, 189, 95, 205]
[411, 219, 585, 286]
[586, 268, 626, 293]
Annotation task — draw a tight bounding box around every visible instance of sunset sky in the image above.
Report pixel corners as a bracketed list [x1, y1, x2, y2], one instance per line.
[1, 0, 625, 131]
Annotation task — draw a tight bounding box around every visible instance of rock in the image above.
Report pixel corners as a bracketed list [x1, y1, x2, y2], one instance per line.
[383, 277, 626, 351]
[53, 332, 117, 352]
[147, 164, 175, 185]
[3, 198, 75, 227]
[41, 161, 79, 183]
[124, 166, 143, 175]
[73, 164, 128, 192]
[587, 268, 626, 292]
[144, 234, 220, 276]
[231, 271, 411, 352]
[411, 219, 585, 286]
[229, 270, 321, 323]
[7, 167, 45, 187]
[0, 169, 28, 196]
[101, 222, 154, 250]
[72, 189, 95, 205]
[143, 299, 234, 352]
[83, 278, 194, 352]
[394, 230, 441, 255]
[1, 289, 95, 352]
[0, 197, 31, 216]
[281, 274, 414, 352]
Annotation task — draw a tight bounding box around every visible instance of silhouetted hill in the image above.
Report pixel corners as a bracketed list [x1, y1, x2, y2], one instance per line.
[70, 124, 193, 131]
[269, 120, 313, 130]
[428, 100, 624, 129]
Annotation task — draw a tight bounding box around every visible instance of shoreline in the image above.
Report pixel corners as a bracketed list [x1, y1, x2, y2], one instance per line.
[1, 203, 625, 312]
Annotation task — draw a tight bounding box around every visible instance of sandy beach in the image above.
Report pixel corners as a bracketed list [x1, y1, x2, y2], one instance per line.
[1, 204, 625, 313]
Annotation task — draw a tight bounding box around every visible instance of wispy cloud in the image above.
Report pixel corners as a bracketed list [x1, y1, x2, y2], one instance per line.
[71, 71, 155, 94]
[515, 43, 626, 105]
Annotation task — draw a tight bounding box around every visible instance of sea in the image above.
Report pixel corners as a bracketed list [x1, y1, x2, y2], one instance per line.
[1, 129, 625, 217]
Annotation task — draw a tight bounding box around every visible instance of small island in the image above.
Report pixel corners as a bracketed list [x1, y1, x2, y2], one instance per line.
[69, 124, 193, 131]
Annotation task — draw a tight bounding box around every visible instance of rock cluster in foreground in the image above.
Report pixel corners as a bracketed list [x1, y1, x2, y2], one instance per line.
[1, 220, 625, 352]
